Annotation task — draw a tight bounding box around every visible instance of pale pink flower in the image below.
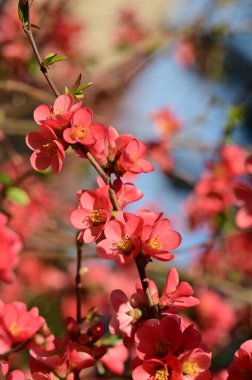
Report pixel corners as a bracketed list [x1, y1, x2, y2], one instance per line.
[71, 187, 112, 243]
[34, 94, 81, 130]
[96, 212, 143, 265]
[26, 125, 65, 173]
[159, 268, 200, 310]
[1, 301, 44, 344]
[63, 108, 105, 145]
[0, 213, 22, 283]
[141, 219, 181, 261]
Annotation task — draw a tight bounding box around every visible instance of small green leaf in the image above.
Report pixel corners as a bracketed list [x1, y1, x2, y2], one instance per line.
[0, 172, 12, 187]
[6, 187, 30, 205]
[227, 105, 245, 127]
[42, 53, 68, 68]
[18, 0, 29, 25]
[66, 74, 93, 99]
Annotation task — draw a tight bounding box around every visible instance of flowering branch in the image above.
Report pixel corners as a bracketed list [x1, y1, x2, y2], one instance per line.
[22, 0, 159, 320]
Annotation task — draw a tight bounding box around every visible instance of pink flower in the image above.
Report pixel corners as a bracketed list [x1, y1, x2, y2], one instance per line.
[141, 219, 181, 261]
[100, 343, 129, 375]
[174, 40, 196, 68]
[1, 301, 44, 344]
[0, 213, 22, 283]
[89, 126, 132, 166]
[227, 340, 252, 380]
[63, 108, 105, 145]
[96, 212, 143, 265]
[0, 362, 26, 380]
[135, 316, 182, 360]
[234, 183, 252, 229]
[117, 139, 154, 174]
[196, 289, 236, 349]
[132, 355, 181, 380]
[151, 108, 182, 137]
[34, 94, 81, 130]
[136, 209, 163, 227]
[180, 348, 212, 380]
[159, 268, 200, 310]
[26, 125, 65, 173]
[112, 179, 143, 208]
[71, 187, 112, 243]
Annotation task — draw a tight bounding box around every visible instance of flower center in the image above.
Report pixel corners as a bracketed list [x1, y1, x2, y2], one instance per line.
[89, 210, 107, 226]
[155, 338, 170, 357]
[148, 236, 163, 250]
[51, 108, 64, 117]
[71, 125, 89, 140]
[155, 368, 169, 380]
[42, 142, 57, 156]
[117, 236, 133, 254]
[9, 322, 22, 336]
[182, 361, 199, 376]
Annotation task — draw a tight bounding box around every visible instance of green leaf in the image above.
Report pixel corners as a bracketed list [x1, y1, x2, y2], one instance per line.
[18, 0, 29, 25]
[6, 187, 30, 205]
[0, 172, 12, 187]
[42, 53, 68, 68]
[227, 105, 245, 127]
[65, 74, 93, 99]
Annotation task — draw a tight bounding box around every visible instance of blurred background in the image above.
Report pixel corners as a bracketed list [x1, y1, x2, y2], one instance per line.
[0, 0, 251, 378]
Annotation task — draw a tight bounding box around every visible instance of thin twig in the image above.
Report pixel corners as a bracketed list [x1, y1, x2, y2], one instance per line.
[76, 232, 83, 325]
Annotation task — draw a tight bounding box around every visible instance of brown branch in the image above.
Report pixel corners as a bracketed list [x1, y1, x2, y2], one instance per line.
[0, 80, 52, 102]
[22, 0, 159, 319]
[0, 339, 30, 360]
[76, 232, 83, 325]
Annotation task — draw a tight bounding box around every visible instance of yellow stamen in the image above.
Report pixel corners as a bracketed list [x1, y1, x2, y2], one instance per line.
[89, 210, 107, 226]
[148, 236, 163, 250]
[71, 125, 89, 140]
[155, 368, 169, 380]
[117, 236, 133, 254]
[182, 361, 199, 376]
[9, 322, 22, 336]
[51, 108, 64, 116]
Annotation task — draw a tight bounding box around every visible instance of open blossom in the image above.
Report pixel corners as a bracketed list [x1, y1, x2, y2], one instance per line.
[0, 213, 22, 283]
[117, 138, 154, 174]
[96, 212, 143, 265]
[151, 108, 182, 137]
[132, 355, 181, 380]
[159, 268, 200, 310]
[0, 301, 44, 344]
[135, 316, 182, 360]
[100, 343, 129, 375]
[71, 187, 112, 243]
[34, 94, 81, 130]
[227, 340, 252, 380]
[63, 108, 105, 145]
[179, 348, 212, 380]
[141, 219, 181, 261]
[26, 125, 65, 173]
